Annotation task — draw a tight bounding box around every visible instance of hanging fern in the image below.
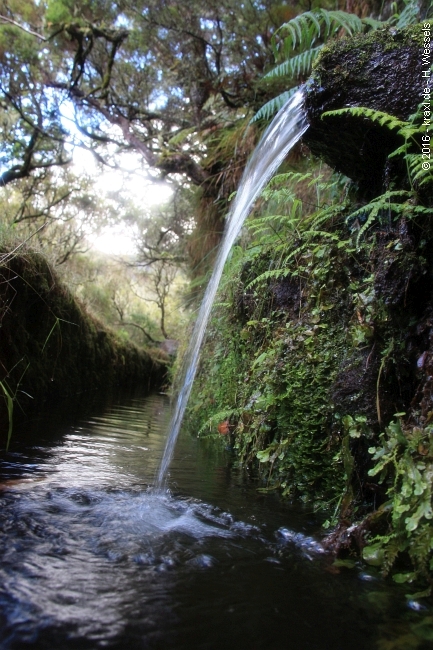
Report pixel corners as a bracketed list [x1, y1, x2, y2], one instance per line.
[274, 9, 370, 57]
[322, 107, 406, 130]
[252, 9, 382, 123]
[251, 88, 299, 123]
[323, 105, 433, 195]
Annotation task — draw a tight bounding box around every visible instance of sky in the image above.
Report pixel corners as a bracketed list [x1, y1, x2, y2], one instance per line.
[72, 147, 173, 256]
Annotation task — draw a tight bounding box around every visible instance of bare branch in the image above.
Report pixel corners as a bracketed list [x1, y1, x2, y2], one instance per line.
[0, 15, 47, 41]
[120, 321, 159, 344]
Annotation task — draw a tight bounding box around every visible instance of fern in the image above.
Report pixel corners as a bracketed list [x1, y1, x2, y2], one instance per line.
[405, 151, 433, 190]
[395, 0, 420, 28]
[253, 9, 381, 123]
[323, 105, 433, 194]
[251, 88, 299, 123]
[322, 107, 407, 131]
[246, 230, 340, 289]
[168, 125, 196, 146]
[346, 190, 413, 245]
[198, 407, 240, 436]
[275, 9, 370, 56]
[265, 46, 323, 81]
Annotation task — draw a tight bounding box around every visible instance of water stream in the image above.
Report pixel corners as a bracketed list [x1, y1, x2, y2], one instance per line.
[156, 89, 308, 487]
[1, 93, 431, 649]
[0, 393, 428, 650]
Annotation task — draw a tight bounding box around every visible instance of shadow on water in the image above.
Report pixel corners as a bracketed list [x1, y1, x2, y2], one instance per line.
[0, 393, 431, 650]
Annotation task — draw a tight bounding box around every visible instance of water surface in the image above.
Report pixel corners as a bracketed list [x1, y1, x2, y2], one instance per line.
[0, 393, 430, 650]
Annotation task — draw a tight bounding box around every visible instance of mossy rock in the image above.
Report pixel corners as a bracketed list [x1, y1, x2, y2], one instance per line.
[303, 25, 425, 195]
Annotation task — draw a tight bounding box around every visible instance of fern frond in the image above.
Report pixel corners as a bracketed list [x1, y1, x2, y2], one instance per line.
[198, 408, 240, 436]
[265, 171, 315, 187]
[276, 9, 367, 56]
[168, 126, 196, 146]
[346, 190, 413, 246]
[407, 154, 433, 188]
[265, 46, 323, 81]
[322, 107, 407, 131]
[246, 230, 340, 289]
[250, 87, 299, 123]
[362, 17, 387, 29]
[395, 0, 420, 28]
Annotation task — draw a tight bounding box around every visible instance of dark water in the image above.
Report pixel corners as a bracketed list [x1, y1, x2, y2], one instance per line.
[0, 393, 430, 650]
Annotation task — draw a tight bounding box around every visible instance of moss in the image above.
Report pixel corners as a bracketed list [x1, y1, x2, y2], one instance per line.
[186, 151, 433, 584]
[304, 25, 425, 195]
[0, 248, 167, 445]
[312, 25, 424, 80]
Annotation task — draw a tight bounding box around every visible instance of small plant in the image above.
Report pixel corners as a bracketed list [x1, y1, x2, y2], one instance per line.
[364, 417, 433, 588]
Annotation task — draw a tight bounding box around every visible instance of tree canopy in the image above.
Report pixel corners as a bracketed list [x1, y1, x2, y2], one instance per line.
[0, 0, 295, 188]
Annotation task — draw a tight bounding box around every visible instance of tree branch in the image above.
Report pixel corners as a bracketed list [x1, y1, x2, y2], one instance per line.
[0, 15, 47, 41]
[120, 321, 159, 344]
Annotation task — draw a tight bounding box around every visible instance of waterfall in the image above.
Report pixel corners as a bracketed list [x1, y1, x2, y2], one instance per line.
[156, 89, 308, 488]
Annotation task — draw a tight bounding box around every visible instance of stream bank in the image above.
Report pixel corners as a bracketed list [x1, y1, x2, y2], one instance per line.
[0, 248, 167, 446]
[186, 24, 433, 590]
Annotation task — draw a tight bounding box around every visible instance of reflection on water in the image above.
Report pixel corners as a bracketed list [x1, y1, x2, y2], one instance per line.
[0, 393, 430, 650]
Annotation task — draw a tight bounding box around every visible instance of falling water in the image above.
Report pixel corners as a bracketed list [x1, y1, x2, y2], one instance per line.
[156, 89, 309, 487]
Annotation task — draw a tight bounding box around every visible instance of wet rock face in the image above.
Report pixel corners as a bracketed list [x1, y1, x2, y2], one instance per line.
[303, 26, 425, 195]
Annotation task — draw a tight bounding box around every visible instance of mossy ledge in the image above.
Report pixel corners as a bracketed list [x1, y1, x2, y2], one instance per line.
[304, 25, 424, 196]
[0, 248, 167, 444]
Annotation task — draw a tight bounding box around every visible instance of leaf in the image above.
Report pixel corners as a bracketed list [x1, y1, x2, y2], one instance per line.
[250, 88, 299, 123]
[264, 46, 322, 81]
[393, 572, 416, 583]
[405, 500, 433, 532]
[256, 449, 270, 463]
[362, 542, 385, 566]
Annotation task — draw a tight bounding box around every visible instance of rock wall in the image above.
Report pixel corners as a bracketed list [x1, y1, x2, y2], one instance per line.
[303, 25, 425, 195]
[0, 250, 167, 445]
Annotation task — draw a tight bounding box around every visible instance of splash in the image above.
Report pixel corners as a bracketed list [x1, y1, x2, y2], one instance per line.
[156, 89, 308, 488]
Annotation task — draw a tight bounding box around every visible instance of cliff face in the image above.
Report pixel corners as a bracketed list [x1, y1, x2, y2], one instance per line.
[187, 24, 433, 585]
[0, 250, 167, 446]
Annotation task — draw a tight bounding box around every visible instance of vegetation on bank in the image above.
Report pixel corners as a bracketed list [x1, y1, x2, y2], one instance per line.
[187, 37, 433, 590]
[0, 247, 167, 447]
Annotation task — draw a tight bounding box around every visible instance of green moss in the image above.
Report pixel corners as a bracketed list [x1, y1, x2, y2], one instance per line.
[312, 24, 424, 80]
[0, 248, 167, 444]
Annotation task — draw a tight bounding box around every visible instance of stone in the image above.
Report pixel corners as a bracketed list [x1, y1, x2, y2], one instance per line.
[303, 25, 427, 195]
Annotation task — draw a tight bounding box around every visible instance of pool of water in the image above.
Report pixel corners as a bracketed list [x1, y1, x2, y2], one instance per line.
[0, 393, 430, 650]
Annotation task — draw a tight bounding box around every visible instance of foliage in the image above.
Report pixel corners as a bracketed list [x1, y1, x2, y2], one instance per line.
[252, 8, 383, 122]
[187, 41, 433, 588]
[66, 252, 188, 344]
[0, 0, 288, 185]
[252, 0, 429, 123]
[187, 165, 356, 505]
[365, 419, 433, 588]
[321, 102, 433, 245]
[0, 0, 306, 274]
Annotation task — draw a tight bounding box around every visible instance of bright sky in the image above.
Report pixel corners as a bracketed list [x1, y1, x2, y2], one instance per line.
[73, 147, 173, 256]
